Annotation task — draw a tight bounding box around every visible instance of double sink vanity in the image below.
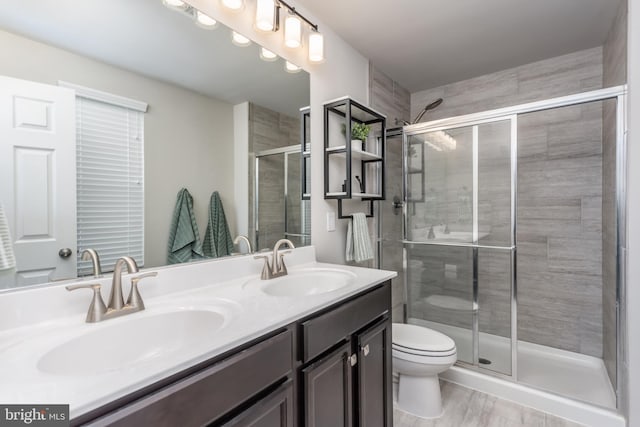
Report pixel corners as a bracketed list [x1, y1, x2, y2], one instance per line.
[0, 246, 396, 426]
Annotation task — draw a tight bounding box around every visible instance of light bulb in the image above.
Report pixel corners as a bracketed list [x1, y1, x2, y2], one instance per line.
[196, 11, 218, 28]
[232, 31, 251, 47]
[256, 0, 276, 31]
[284, 15, 302, 48]
[221, 0, 243, 11]
[163, 0, 186, 9]
[285, 61, 301, 73]
[260, 47, 278, 62]
[308, 32, 324, 63]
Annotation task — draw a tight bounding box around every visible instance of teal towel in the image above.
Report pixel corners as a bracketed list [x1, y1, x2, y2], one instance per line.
[202, 191, 234, 258]
[346, 213, 374, 263]
[167, 188, 204, 264]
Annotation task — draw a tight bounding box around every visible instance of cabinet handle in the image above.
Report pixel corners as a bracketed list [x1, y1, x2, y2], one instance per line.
[362, 344, 370, 356]
[349, 354, 358, 366]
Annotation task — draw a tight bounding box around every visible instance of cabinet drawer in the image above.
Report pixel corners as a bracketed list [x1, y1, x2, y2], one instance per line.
[301, 283, 390, 362]
[86, 330, 293, 427]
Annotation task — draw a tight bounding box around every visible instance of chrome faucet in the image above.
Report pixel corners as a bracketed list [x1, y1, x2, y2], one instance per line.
[233, 235, 253, 254]
[81, 248, 102, 277]
[66, 256, 157, 323]
[254, 238, 295, 280]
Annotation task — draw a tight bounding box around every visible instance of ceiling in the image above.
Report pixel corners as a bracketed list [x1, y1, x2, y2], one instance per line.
[0, 0, 310, 117]
[297, 0, 623, 92]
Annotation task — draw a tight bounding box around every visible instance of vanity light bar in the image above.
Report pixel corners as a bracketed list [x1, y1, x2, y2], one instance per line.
[162, 0, 324, 65]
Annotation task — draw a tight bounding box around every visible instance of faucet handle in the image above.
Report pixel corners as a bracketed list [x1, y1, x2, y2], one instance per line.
[127, 272, 157, 310]
[66, 283, 107, 323]
[254, 254, 273, 280]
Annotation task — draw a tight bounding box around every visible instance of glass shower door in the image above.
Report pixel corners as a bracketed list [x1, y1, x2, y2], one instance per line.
[403, 117, 515, 376]
[255, 147, 311, 251]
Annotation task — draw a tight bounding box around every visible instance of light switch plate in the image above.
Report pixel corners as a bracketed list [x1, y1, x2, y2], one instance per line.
[326, 211, 336, 232]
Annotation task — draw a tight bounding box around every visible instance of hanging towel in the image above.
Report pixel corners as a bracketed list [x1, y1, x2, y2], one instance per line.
[202, 191, 234, 258]
[167, 188, 204, 264]
[346, 213, 374, 263]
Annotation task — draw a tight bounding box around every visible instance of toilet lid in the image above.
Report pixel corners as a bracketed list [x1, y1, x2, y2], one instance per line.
[392, 323, 455, 352]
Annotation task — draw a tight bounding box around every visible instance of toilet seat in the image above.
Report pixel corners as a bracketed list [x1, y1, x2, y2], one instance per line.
[392, 323, 456, 353]
[392, 344, 457, 358]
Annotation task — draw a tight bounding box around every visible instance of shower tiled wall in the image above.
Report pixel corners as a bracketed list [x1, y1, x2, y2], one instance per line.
[407, 47, 607, 357]
[602, 0, 627, 388]
[369, 63, 410, 321]
[248, 103, 300, 251]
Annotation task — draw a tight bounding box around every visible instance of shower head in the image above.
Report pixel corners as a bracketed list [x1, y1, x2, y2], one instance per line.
[412, 98, 443, 124]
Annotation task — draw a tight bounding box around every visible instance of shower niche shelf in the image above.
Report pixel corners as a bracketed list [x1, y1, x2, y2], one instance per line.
[323, 97, 386, 218]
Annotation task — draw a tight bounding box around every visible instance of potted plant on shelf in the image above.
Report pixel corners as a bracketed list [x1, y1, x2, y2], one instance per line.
[341, 123, 371, 151]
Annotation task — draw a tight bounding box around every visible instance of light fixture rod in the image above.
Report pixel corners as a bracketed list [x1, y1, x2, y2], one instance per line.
[277, 0, 318, 32]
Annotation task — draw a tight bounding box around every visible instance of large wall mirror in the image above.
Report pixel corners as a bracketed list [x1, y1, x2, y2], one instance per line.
[0, 0, 310, 290]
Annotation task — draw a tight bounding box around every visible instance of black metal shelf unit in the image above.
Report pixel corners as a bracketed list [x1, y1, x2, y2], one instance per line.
[323, 97, 386, 218]
[300, 106, 311, 200]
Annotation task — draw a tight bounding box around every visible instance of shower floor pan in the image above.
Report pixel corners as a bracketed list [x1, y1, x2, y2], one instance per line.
[410, 318, 616, 409]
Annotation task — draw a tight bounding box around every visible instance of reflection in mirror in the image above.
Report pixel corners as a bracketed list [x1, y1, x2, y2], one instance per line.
[0, 0, 310, 290]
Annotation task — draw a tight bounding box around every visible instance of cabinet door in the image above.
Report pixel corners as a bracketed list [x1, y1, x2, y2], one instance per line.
[302, 342, 353, 427]
[356, 317, 392, 427]
[222, 381, 293, 427]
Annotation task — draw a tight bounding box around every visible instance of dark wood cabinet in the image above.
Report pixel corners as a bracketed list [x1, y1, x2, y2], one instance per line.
[302, 342, 353, 427]
[76, 281, 392, 427]
[355, 318, 392, 427]
[222, 380, 294, 427]
[299, 283, 392, 427]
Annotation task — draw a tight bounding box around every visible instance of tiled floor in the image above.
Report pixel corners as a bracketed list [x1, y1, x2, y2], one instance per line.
[393, 381, 584, 427]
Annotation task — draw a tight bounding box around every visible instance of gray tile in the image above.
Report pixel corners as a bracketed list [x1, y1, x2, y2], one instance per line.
[393, 382, 585, 427]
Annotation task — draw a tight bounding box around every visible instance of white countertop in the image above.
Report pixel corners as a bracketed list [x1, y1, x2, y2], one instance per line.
[0, 247, 396, 419]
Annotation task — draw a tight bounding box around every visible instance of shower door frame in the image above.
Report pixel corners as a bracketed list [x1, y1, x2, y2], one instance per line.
[400, 85, 628, 406]
[402, 114, 518, 379]
[254, 145, 310, 250]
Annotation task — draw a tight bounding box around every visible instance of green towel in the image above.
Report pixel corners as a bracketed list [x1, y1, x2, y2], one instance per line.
[202, 191, 234, 258]
[167, 188, 204, 264]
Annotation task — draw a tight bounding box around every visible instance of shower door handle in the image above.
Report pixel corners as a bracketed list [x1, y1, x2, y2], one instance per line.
[392, 196, 403, 215]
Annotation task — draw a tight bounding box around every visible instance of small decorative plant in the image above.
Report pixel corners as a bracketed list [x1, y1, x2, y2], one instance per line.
[341, 123, 371, 141]
[351, 123, 371, 141]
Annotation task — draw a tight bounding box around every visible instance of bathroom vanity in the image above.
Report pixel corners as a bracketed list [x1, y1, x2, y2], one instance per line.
[0, 247, 395, 427]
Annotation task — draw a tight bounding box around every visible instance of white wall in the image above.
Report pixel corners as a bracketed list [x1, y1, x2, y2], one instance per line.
[187, 1, 370, 263]
[626, 0, 639, 424]
[0, 29, 236, 269]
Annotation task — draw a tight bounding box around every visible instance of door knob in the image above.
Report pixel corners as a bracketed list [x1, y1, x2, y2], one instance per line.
[58, 248, 73, 258]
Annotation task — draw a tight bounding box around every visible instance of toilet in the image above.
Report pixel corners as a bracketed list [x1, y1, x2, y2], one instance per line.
[392, 323, 457, 419]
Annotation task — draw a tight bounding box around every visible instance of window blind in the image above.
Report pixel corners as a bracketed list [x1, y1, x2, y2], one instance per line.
[76, 97, 144, 275]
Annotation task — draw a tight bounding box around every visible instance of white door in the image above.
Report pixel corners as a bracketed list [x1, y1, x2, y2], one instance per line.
[0, 75, 76, 287]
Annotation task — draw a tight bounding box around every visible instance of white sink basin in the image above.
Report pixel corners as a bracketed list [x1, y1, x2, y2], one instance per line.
[246, 268, 357, 297]
[38, 308, 231, 376]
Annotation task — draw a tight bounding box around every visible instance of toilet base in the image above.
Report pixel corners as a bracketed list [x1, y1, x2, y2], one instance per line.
[397, 374, 443, 419]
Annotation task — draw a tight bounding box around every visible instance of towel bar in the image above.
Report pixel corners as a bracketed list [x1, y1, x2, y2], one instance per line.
[337, 199, 374, 219]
